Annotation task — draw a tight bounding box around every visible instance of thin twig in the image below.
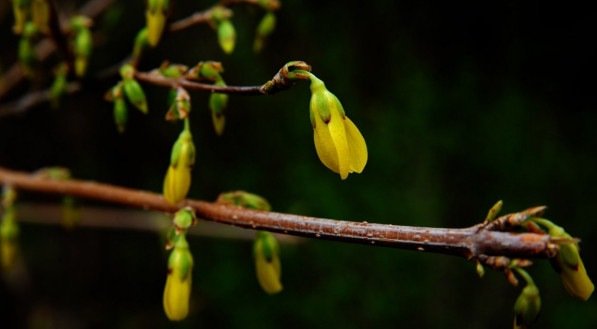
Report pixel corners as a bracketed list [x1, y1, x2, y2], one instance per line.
[169, 9, 215, 32]
[0, 82, 81, 118]
[134, 71, 265, 95]
[0, 166, 556, 260]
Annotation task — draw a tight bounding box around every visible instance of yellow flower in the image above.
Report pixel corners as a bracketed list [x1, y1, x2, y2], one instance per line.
[254, 231, 283, 294]
[543, 222, 594, 301]
[554, 241, 594, 301]
[163, 235, 193, 321]
[163, 124, 195, 205]
[309, 75, 367, 179]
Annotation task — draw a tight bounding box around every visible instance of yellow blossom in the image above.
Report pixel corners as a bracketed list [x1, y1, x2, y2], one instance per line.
[163, 122, 195, 205]
[309, 75, 367, 179]
[163, 235, 193, 321]
[254, 231, 283, 294]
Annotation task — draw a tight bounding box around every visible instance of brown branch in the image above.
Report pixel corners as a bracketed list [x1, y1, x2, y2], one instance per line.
[16, 202, 302, 243]
[0, 166, 556, 260]
[134, 71, 265, 95]
[169, 8, 216, 32]
[0, 82, 81, 118]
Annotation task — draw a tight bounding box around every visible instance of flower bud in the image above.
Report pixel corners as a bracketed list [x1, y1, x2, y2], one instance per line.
[513, 273, 541, 329]
[173, 207, 196, 232]
[132, 28, 149, 65]
[31, 0, 50, 34]
[122, 77, 148, 114]
[18, 23, 37, 76]
[146, 0, 169, 47]
[163, 234, 193, 321]
[12, 0, 30, 34]
[0, 207, 19, 271]
[253, 12, 276, 53]
[163, 123, 195, 205]
[165, 87, 191, 121]
[217, 191, 271, 211]
[254, 231, 283, 294]
[50, 63, 68, 107]
[113, 97, 128, 133]
[209, 80, 228, 136]
[217, 20, 236, 54]
[61, 196, 80, 229]
[546, 223, 594, 301]
[71, 16, 93, 77]
[309, 74, 368, 179]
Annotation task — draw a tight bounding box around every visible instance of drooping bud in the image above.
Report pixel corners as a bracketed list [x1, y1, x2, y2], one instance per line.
[209, 80, 228, 135]
[31, 0, 50, 34]
[146, 0, 169, 47]
[165, 87, 191, 121]
[132, 28, 149, 66]
[217, 20, 236, 54]
[513, 269, 541, 329]
[61, 196, 80, 229]
[1, 187, 19, 271]
[18, 22, 37, 76]
[253, 12, 276, 53]
[163, 234, 193, 321]
[70, 16, 93, 77]
[534, 219, 594, 301]
[254, 231, 283, 294]
[12, 0, 30, 34]
[120, 65, 148, 114]
[309, 73, 368, 179]
[50, 62, 68, 107]
[163, 120, 195, 205]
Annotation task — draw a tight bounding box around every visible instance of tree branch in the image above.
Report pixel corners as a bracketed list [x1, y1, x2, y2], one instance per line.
[134, 71, 265, 95]
[0, 166, 557, 261]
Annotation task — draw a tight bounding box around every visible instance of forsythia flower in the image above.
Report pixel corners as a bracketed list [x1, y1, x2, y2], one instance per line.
[309, 75, 367, 179]
[163, 235, 193, 321]
[146, 0, 168, 47]
[548, 224, 594, 301]
[254, 231, 283, 294]
[163, 123, 195, 205]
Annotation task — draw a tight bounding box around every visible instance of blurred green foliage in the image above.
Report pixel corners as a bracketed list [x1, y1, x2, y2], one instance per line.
[1, 1, 596, 328]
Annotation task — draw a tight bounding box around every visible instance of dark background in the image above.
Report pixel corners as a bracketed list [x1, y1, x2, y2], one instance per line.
[1, 1, 596, 328]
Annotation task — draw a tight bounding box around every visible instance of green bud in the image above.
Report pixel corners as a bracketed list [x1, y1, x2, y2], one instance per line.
[537, 219, 595, 301]
[73, 26, 92, 77]
[159, 62, 189, 78]
[146, 0, 169, 47]
[119, 64, 135, 80]
[122, 78, 148, 114]
[484, 200, 503, 222]
[217, 20, 236, 54]
[31, 0, 50, 34]
[513, 269, 541, 329]
[254, 231, 283, 294]
[173, 207, 196, 232]
[209, 80, 228, 136]
[12, 0, 31, 35]
[216, 191, 271, 211]
[50, 63, 68, 107]
[1, 206, 20, 270]
[70, 15, 92, 32]
[253, 12, 276, 53]
[165, 87, 191, 121]
[113, 97, 128, 133]
[132, 28, 149, 64]
[18, 23, 37, 76]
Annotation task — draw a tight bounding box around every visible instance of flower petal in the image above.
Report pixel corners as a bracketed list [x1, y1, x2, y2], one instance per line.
[344, 116, 368, 173]
[313, 111, 340, 174]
